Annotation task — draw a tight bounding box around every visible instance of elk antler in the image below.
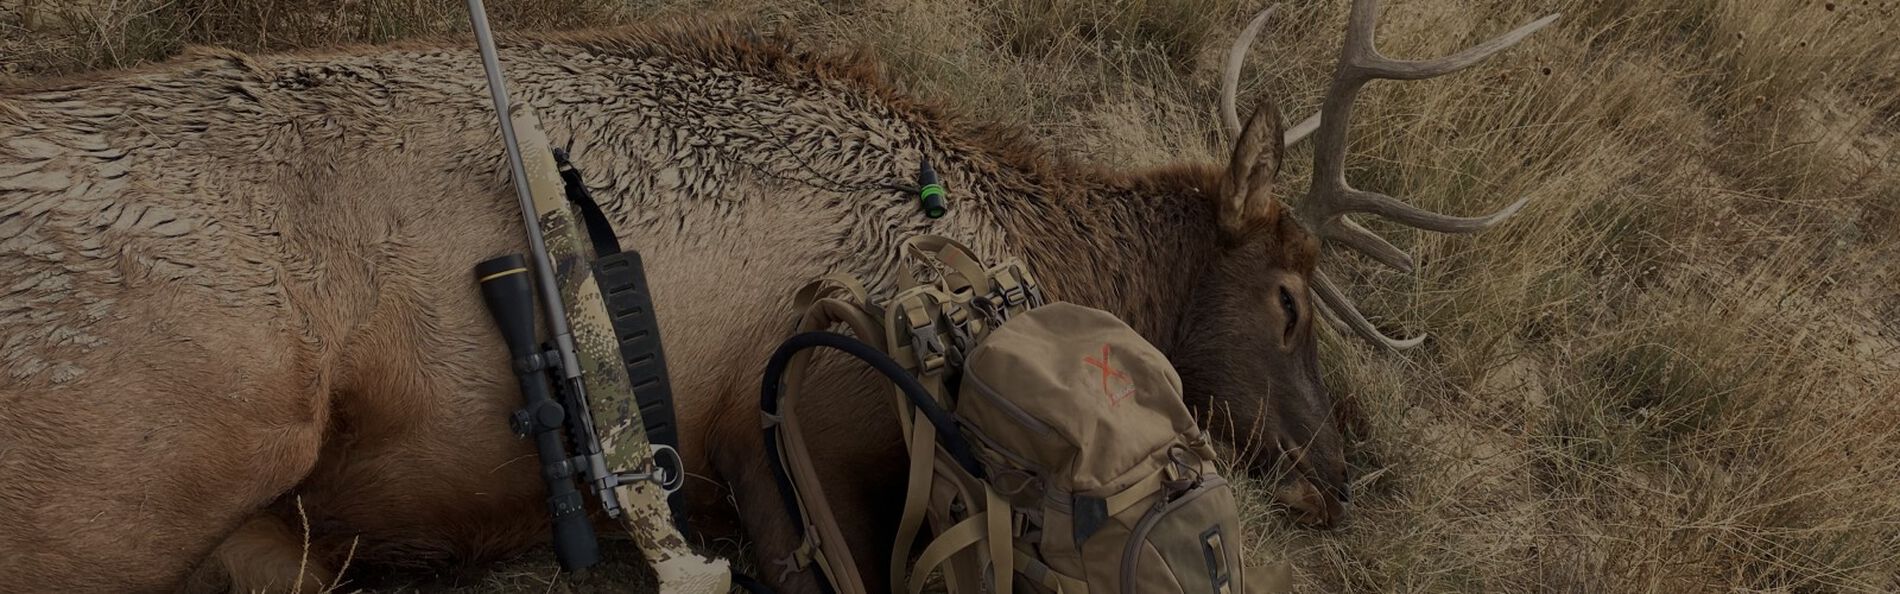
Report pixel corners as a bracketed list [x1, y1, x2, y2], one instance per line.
[1222, 0, 1559, 349]
[1221, 6, 1325, 147]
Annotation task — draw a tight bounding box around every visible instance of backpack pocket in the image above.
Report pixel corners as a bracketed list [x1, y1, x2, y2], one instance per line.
[1120, 476, 1245, 594]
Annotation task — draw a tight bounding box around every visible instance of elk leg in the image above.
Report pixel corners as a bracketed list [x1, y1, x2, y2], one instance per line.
[709, 407, 828, 594]
[0, 324, 328, 591]
[182, 511, 335, 594]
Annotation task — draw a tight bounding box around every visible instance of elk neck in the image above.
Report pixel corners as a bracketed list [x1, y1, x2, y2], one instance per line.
[994, 163, 1225, 357]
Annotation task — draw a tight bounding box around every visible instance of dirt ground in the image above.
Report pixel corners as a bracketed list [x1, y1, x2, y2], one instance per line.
[4, 0, 1897, 592]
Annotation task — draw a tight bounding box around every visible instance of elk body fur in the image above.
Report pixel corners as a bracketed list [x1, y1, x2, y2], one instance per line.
[0, 23, 1254, 592]
[1, 1, 1555, 588]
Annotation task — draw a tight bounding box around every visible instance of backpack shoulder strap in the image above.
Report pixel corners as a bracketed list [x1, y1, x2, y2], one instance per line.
[883, 236, 1030, 594]
[882, 283, 956, 594]
[762, 277, 885, 594]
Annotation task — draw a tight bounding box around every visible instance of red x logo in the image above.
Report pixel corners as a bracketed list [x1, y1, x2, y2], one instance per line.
[1083, 344, 1136, 406]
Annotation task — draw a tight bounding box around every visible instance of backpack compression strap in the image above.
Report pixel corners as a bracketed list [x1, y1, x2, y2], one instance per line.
[882, 236, 1042, 594]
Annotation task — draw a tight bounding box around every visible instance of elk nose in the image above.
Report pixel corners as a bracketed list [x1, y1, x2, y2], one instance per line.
[1313, 489, 1351, 528]
[1325, 482, 1353, 527]
[1331, 501, 1354, 529]
[1276, 476, 1350, 528]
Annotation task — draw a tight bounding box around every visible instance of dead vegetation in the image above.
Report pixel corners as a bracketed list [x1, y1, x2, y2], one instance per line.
[4, 0, 1896, 592]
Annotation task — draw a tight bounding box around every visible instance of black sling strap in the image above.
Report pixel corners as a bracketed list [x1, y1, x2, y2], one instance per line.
[553, 148, 625, 258]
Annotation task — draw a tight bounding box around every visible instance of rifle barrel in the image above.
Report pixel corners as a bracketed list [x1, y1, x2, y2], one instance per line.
[464, 0, 583, 381]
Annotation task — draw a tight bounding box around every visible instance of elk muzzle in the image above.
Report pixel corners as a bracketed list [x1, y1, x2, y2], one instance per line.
[1273, 473, 1350, 528]
[1268, 439, 1351, 528]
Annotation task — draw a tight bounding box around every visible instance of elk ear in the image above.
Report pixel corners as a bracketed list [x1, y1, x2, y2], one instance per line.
[1221, 101, 1286, 234]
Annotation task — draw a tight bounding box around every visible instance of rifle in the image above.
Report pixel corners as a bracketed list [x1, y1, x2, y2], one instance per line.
[462, 0, 729, 589]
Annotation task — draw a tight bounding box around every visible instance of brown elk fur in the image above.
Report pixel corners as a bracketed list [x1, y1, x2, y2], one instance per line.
[0, 17, 1346, 593]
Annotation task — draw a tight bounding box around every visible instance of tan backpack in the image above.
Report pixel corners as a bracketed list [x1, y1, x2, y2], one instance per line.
[760, 235, 1291, 594]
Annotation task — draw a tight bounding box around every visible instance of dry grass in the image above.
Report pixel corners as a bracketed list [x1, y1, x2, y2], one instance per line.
[6, 0, 1897, 592]
[0, 0, 622, 75]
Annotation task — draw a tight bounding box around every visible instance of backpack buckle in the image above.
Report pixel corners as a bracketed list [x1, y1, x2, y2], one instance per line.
[990, 260, 1046, 312]
[901, 299, 950, 373]
[995, 275, 1026, 309]
[943, 304, 982, 365]
[1163, 446, 1206, 494]
[909, 324, 948, 374]
[774, 537, 819, 582]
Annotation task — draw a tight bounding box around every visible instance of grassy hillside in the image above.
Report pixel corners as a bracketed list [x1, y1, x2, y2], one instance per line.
[5, 0, 1896, 592]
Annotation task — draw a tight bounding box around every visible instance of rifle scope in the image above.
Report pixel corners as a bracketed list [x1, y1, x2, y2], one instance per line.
[476, 254, 601, 573]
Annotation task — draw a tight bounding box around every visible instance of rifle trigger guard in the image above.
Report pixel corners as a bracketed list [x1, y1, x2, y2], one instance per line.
[651, 444, 686, 494]
[612, 444, 687, 495]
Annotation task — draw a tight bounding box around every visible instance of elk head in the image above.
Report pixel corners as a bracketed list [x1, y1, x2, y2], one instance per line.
[1175, 0, 1558, 527]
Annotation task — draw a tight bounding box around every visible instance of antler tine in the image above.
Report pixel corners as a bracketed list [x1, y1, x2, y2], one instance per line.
[1358, 13, 1563, 81]
[1292, 0, 1558, 349]
[1318, 193, 1536, 273]
[1319, 215, 1415, 272]
[1280, 5, 1557, 145]
[1312, 270, 1426, 349]
[1222, 5, 1326, 147]
[1221, 5, 1279, 135]
[1312, 189, 1536, 236]
[1284, 112, 1322, 147]
[1307, 189, 1542, 273]
[1302, 0, 1558, 229]
[1313, 294, 1353, 337]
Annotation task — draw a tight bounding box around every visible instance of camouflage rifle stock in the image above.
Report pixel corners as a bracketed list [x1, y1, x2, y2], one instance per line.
[464, 0, 728, 590]
[513, 108, 729, 592]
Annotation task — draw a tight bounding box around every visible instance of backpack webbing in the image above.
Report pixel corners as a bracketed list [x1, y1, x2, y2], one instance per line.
[760, 236, 1043, 594]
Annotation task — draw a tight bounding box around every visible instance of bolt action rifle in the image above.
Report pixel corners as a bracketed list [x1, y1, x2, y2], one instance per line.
[461, 0, 729, 590]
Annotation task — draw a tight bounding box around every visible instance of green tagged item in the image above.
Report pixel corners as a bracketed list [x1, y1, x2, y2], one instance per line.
[917, 158, 947, 219]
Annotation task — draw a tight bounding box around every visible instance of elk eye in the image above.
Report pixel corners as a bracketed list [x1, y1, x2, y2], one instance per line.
[1279, 286, 1299, 333]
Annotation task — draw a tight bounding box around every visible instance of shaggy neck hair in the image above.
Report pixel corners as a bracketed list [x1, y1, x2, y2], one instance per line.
[993, 164, 1228, 356]
[520, 21, 1235, 355]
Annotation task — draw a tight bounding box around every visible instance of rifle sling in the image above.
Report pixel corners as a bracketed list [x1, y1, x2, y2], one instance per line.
[553, 148, 623, 258]
[552, 148, 690, 531]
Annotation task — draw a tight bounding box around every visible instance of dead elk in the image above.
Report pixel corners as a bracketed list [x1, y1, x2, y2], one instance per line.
[0, 2, 1554, 591]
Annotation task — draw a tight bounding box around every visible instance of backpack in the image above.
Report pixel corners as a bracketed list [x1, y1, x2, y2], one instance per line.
[760, 235, 1292, 594]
